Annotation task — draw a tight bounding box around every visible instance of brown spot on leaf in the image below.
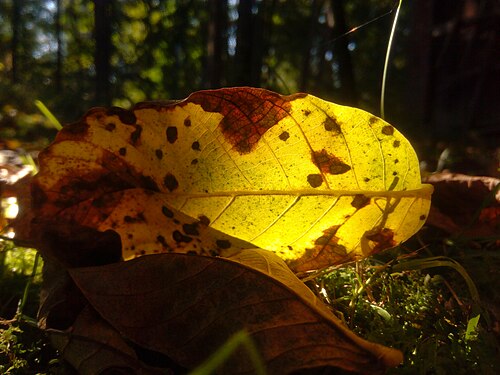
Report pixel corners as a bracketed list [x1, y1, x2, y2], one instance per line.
[105, 123, 116, 131]
[419, 215, 426, 220]
[124, 213, 146, 224]
[279, 131, 290, 141]
[173, 230, 192, 243]
[183, 223, 199, 236]
[329, 163, 351, 175]
[157, 235, 169, 249]
[163, 173, 179, 192]
[198, 215, 210, 226]
[130, 125, 142, 145]
[166, 126, 178, 144]
[91, 196, 107, 208]
[366, 228, 396, 253]
[289, 225, 349, 272]
[393, 140, 400, 148]
[303, 110, 311, 116]
[138, 175, 158, 191]
[312, 149, 351, 175]
[191, 141, 201, 151]
[119, 147, 127, 156]
[155, 149, 163, 160]
[394, 159, 399, 164]
[323, 117, 341, 133]
[191, 159, 198, 165]
[369, 117, 378, 125]
[364, 177, 370, 182]
[307, 174, 323, 188]
[351, 194, 370, 209]
[162, 205, 174, 218]
[184, 117, 191, 127]
[186, 88, 298, 154]
[107, 107, 136, 125]
[382, 125, 394, 135]
[216, 239, 232, 249]
[63, 120, 89, 135]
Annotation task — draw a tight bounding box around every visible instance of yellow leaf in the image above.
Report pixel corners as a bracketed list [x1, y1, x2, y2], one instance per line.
[33, 88, 432, 270]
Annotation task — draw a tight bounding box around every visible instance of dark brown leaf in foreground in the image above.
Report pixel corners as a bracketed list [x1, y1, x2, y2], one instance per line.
[47, 306, 161, 375]
[38, 256, 180, 374]
[70, 251, 402, 375]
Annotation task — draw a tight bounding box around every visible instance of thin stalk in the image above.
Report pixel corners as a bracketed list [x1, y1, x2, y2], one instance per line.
[189, 329, 266, 375]
[35, 100, 62, 130]
[380, 0, 402, 119]
[391, 256, 483, 317]
[16, 251, 40, 319]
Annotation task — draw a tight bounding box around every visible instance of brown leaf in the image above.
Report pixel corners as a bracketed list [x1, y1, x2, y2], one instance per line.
[48, 306, 161, 375]
[424, 172, 499, 237]
[70, 252, 402, 374]
[39, 256, 180, 374]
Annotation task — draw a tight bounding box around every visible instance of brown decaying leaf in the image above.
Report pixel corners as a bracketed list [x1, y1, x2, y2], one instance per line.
[39, 256, 178, 374]
[70, 251, 402, 375]
[48, 306, 158, 375]
[424, 172, 499, 237]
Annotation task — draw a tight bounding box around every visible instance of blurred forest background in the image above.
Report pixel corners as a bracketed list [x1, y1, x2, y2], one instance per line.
[0, 1, 499, 372]
[0, 0, 499, 175]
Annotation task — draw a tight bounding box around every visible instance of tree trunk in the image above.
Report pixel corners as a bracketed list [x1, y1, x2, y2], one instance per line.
[234, 0, 255, 86]
[11, 0, 22, 84]
[206, 0, 228, 88]
[251, 0, 275, 88]
[300, 0, 322, 92]
[94, 0, 112, 106]
[330, 0, 357, 105]
[409, 0, 433, 133]
[55, 0, 63, 90]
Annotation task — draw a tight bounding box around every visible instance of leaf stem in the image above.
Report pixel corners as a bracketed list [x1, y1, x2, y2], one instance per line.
[16, 251, 40, 319]
[34, 100, 62, 130]
[189, 329, 266, 375]
[380, 0, 402, 119]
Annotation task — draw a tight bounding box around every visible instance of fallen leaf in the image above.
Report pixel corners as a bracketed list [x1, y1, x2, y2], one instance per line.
[32, 87, 431, 270]
[424, 172, 499, 237]
[47, 306, 162, 375]
[70, 251, 402, 374]
[39, 255, 179, 374]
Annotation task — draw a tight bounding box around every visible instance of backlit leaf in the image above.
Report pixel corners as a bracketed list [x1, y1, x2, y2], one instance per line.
[33, 87, 432, 270]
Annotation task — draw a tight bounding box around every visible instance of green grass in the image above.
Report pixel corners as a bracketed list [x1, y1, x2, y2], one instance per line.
[314, 236, 500, 375]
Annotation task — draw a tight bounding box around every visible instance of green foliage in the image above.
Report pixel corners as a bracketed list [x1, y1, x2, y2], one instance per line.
[0, 324, 28, 373]
[316, 242, 500, 374]
[0, 0, 416, 144]
[0, 321, 60, 374]
[190, 330, 266, 375]
[0, 242, 58, 374]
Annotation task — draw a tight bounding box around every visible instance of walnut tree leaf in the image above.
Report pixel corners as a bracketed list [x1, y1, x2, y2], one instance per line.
[33, 87, 432, 270]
